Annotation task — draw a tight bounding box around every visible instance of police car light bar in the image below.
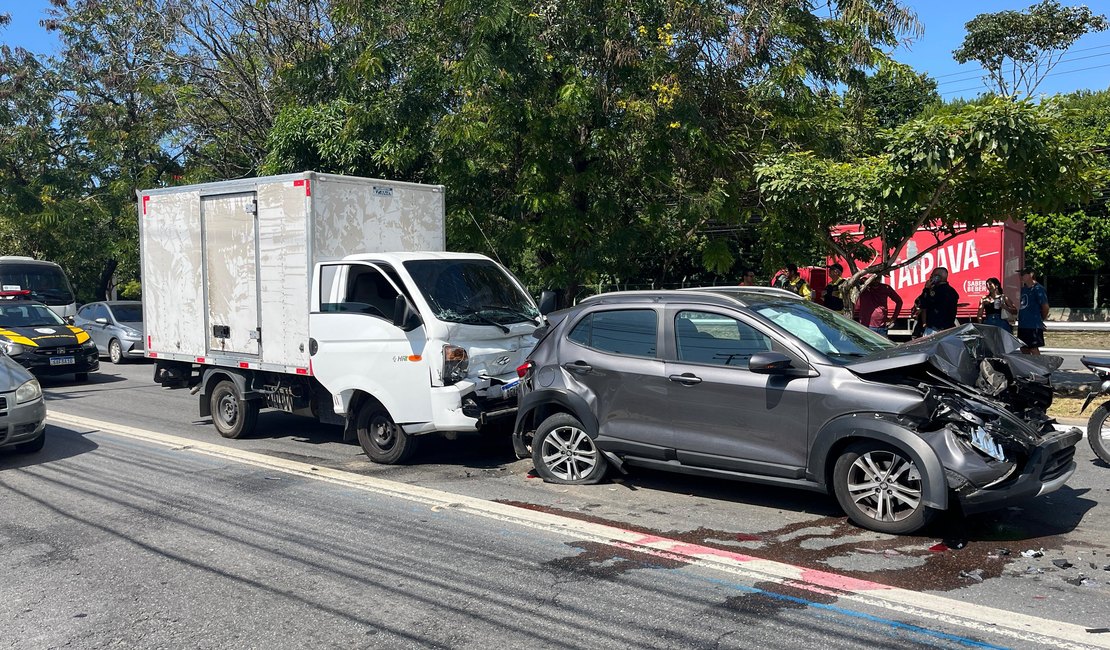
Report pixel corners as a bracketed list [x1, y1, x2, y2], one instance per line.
[0, 290, 31, 299]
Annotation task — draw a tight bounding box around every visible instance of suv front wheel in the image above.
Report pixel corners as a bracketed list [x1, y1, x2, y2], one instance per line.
[832, 441, 935, 534]
[532, 413, 608, 484]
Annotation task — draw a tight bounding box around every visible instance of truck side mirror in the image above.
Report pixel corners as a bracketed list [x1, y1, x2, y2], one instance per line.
[392, 296, 423, 332]
[538, 290, 558, 316]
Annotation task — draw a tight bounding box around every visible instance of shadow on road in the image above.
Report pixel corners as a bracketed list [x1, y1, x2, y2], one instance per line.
[0, 424, 99, 471]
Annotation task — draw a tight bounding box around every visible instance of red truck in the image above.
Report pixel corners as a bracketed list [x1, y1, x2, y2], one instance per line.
[827, 221, 1025, 338]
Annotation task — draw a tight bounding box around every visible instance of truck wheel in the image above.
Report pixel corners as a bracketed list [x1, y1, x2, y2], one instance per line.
[355, 404, 418, 464]
[15, 430, 45, 453]
[210, 379, 259, 439]
[832, 441, 935, 534]
[109, 339, 125, 364]
[532, 413, 607, 484]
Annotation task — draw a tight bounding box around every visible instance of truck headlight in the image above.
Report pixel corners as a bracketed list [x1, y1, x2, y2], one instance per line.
[15, 379, 42, 404]
[1, 339, 26, 356]
[443, 344, 469, 384]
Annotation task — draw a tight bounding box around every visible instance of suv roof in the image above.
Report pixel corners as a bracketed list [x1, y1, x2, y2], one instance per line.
[578, 287, 803, 309]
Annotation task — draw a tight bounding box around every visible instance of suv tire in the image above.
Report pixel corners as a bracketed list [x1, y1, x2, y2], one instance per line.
[833, 441, 935, 534]
[532, 413, 607, 484]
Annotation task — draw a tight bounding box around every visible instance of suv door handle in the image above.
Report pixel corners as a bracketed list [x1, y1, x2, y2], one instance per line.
[669, 373, 702, 385]
[563, 361, 593, 374]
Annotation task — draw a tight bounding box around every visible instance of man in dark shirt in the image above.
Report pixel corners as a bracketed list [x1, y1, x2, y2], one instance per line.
[920, 267, 959, 335]
[823, 263, 846, 312]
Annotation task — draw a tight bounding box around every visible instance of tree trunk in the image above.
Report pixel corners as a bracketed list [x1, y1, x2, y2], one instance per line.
[97, 259, 119, 301]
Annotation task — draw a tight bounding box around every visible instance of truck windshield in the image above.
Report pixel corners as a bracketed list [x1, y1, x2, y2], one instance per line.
[0, 263, 76, 307]
[403, 259, 539, 327]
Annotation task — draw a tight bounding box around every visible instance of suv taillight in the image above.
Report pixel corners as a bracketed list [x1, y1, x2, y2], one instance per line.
[516, 360, 533, 378]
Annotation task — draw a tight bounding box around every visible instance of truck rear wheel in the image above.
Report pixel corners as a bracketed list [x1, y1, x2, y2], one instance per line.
[210, 379, 259, 439]
[356, 404, 418, 464]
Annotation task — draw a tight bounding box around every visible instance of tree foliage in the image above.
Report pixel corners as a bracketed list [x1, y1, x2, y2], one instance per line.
[953, 0, 1107, 98]
[755, 97, 1104, 297]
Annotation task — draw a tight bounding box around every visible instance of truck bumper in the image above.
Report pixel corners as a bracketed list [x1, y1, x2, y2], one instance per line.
[400, 383, 519, 435]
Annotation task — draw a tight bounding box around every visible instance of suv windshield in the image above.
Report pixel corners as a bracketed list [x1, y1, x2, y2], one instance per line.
[403, 259, 539, 327]
[0, 302, 67, 327]
[748, 298, 893, 362]
[0, 263, 75, 306]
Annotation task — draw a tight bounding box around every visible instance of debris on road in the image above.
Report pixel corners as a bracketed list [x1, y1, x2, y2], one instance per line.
[1021, 548, 1045, 558]
[959, 569, 985, 582]
[1053, 559, 1074, 570]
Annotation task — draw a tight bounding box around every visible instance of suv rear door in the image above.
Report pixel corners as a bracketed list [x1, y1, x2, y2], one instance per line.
[558, 307, 671, 458]
[664, 306, 811, 478]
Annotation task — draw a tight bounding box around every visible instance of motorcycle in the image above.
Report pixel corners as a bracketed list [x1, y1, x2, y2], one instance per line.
[1080, 356, 1110, 464]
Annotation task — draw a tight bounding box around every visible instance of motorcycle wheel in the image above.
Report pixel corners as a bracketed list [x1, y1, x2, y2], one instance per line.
[1088, 402, 1110, 465]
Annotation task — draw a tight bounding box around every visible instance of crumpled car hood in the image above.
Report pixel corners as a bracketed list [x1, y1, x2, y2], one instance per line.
[849, 324, 1061, 383]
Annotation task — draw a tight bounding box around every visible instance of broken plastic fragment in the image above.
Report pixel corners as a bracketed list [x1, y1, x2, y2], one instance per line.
[959, 569, 985, 582]
[1052, 559, 1074, 569]
[1021, 549, 1045, 558]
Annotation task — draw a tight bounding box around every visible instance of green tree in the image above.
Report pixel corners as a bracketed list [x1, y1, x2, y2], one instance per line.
[755, 97, 1105, 299]
[267, 0, 923, 295]
[953, 0, 1107, 98]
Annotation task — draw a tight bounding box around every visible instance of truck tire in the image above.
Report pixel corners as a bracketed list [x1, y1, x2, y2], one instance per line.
[210, 379, 259, 439]
[355, 404, 418, 464]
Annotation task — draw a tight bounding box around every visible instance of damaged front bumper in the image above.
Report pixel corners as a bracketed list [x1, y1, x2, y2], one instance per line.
[927, 425, 1082, 514]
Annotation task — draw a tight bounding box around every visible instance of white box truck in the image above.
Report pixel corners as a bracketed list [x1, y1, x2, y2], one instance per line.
[139, 172, 543, 463]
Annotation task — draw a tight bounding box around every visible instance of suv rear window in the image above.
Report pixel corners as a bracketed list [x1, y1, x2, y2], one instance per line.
[568, 309, 657, 358]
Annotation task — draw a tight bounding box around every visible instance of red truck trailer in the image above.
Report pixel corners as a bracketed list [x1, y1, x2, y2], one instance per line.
[828, 221, 1025, 338]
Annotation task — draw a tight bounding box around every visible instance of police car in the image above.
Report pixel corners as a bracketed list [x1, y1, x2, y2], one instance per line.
[0, 292, 99, 381]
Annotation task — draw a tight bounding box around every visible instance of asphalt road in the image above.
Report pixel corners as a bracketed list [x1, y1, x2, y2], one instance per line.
[3, 361, 1110, 648]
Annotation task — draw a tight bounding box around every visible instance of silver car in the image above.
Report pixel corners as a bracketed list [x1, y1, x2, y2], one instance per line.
[74, 301, 145, 364]
[0, 352, 47, 453]
[514, 289, 1081, 535]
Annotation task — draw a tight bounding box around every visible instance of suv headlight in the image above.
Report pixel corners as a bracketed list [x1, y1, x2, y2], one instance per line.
[15, 378, 42, 404]
[1, 339, 26, 356]
[121, 328, 141, 340]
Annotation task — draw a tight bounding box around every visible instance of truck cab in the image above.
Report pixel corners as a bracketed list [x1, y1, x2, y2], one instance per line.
[308, 252, 538, 461]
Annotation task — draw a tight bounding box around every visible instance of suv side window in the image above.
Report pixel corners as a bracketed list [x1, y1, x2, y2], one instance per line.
[568, 309, 657, 358]
[675, 311, 772, 367]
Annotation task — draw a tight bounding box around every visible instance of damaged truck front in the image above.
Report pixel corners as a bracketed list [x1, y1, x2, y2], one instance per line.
[847, 324, 1082, 519]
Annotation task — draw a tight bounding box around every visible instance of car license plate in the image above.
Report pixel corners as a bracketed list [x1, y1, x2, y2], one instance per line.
[49, 356, 75, 366]
[501, 378, 520, 397]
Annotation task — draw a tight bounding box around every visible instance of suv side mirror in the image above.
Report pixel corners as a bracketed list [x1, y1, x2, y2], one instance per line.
[392, 296, 423, 332]
[538, 290, 559, 316]
[749, 351, 793, 374]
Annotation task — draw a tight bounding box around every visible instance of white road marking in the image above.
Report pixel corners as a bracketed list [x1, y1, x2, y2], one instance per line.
[49, 412, 1109, 649]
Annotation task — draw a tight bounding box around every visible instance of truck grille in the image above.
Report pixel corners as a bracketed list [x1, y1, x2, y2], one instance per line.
[1041, 446, 1076, 483]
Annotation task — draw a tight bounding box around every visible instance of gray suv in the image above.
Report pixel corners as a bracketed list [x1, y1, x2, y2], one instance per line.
[513, 288, 1081, 534]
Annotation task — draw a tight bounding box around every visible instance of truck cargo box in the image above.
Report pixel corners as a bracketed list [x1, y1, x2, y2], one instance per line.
[139, 172, 446, 371]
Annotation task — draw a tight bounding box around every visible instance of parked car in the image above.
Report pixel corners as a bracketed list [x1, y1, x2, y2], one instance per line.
[0, 295, 99, 381]
[74, 300, 145, 364]
[0, 350, 47, 453]
[513, 288, 1081, 534]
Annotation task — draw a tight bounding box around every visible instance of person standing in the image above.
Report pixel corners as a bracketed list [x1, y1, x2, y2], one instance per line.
[739, 269, 757, 286]
[823, 263, 846, 312]
[977, 277, 1016, 333]
[854, 278, 903, 337]
[1018, 267, 1050, 354]
[920, 267, 959, 335]
[779, 263, 814, 300]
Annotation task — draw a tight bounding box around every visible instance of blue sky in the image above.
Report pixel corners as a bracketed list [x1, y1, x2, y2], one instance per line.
[3, 0, 1110, 99]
